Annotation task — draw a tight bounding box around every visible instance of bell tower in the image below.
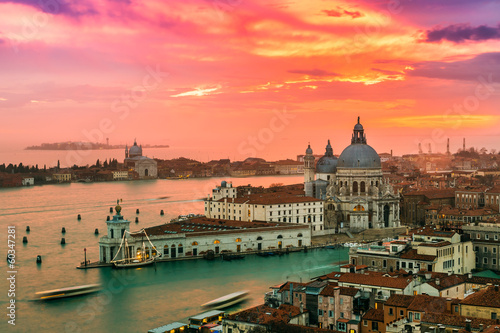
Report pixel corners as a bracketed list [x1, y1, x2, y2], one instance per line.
[304, 144, 315, 183]
[99, 200, 131, 263]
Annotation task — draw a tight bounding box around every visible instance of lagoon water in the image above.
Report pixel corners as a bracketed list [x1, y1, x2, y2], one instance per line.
[0, 175, 348, 332]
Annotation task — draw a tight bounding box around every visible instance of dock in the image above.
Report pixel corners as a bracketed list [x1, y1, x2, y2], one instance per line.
[76, 261, 112, 269]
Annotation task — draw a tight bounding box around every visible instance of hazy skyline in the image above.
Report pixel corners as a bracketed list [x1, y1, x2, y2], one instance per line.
[1, 0, 499, 161]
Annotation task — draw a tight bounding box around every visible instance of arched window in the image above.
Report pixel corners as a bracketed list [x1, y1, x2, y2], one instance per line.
[214, 240, 220, 244]
[192, 241, 198, 246]
[297, 233, 303, 237]
[152, 247, 157, 256]
[360, 181, 365, 193]
[163, 245, 169, 256]
[178, 244, 183, 254]
[353, 205, 365, 211]
[277, 235, 283, 239]
[256, 236, 263, 241]
[236, 238, 242, 242]
[353, 181, 358, 193]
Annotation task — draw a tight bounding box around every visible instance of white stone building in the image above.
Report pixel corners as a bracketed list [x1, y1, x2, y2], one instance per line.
[124, 139, 157, 179]
[204, 192, 325, 234]
[22, 177, 34, 186]
[304, 118, 400, 231]
[99, 204, 311, 263]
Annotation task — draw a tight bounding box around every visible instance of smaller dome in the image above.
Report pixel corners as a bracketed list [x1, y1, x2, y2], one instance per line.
[129, 139, 142, 157]
[316, 139, 337, 173]
[316, 156, 337, 173]
[354, 123, 363, 131]
[305, 144, 313, 155]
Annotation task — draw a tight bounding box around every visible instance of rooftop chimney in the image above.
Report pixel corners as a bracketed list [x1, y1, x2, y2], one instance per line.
[480, 324, 484, 332]
[436, 278, 440, 286]
[466, 319, 471, 332]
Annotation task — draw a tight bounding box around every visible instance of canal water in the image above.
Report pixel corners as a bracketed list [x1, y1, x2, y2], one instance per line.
[0, 176, 348, 332]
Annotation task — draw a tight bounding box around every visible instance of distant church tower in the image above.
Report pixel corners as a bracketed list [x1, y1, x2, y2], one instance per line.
[304, 144, 315, 183]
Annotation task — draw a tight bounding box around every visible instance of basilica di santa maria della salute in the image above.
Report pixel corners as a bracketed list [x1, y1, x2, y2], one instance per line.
[304, 118, 400, 231]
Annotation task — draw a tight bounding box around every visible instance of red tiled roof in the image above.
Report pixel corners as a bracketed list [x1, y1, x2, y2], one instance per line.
[404, 189, 456, 199]
[407, 295, 449, 313]
[226, 304, 305, 325]
[385, 294, 414, 307]
[426, 275, 466, 291]
[278, 281, 307, 293]
[419, 241, 452, 248]
[338, 272, 412, 289]
[403, 226, 456, 238]
[133, 217, 307, 238]
[422, 312, 498, 329]
[460, 286, 500, 308]
[400, 249, 436, 261]
[362, 308, 384, 322]
[215, 192, 321, 205]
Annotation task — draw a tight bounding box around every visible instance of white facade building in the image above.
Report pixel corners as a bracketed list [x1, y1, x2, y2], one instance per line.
[304, 118, 400, 231]
[99, 206, 311, 263]
[124, 139, 157, 179]
[204, 192, 325, 234]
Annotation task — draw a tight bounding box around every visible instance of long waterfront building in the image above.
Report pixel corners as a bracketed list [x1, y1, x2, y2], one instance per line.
[99, 204, 311, 263]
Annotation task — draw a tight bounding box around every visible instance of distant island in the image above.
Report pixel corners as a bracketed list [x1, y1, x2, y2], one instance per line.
[25, 142, 169, 151]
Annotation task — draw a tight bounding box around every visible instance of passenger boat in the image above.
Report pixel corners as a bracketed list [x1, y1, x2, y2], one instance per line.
[201, 290, 249, 309]
[35, 284, 101, 300]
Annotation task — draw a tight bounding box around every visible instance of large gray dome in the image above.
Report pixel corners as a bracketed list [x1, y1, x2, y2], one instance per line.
[337, 144, 381, 169]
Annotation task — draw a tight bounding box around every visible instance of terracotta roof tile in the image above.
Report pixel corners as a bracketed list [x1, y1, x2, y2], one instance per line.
[226, 304, 304, 325]
[422, 312, 498, 329]
[400, 249, 436, 261]
[385, 294, 414, 307]
[460, 286, 500, 308]
[407, 295, 448, 313]
[338, 272, 412, 289]
[362, 308, 384, 322]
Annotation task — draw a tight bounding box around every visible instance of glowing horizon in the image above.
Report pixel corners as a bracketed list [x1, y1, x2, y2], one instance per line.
[1, 0, 499, 161]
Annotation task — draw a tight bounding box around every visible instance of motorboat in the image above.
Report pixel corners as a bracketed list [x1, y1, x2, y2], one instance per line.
[201, 290, 249, 309]
[35, 284, 101, 300]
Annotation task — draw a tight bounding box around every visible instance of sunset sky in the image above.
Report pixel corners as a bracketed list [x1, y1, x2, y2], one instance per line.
[1, 0, 499, 161]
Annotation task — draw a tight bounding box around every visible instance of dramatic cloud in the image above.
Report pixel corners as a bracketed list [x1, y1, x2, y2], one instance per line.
[0, 0, 97, 17]
[424, 23, 500, 43]
[322, 8, 362, 19]
[408, 52, 500, 81]
[288, 69, 339, 77]
[0, 0, 500, 157]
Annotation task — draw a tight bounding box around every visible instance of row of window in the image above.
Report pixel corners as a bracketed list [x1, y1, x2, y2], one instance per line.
[474, 246, 498, 253]
[477, 257, 498, 265]
[270, 208, 322, 215]
[476, 234, 500, 241]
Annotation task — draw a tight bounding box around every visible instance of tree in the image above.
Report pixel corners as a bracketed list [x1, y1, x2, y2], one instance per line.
[103, 159, 108, 168]
[57, 160, 60, 169]
[95, 159, 101, 168]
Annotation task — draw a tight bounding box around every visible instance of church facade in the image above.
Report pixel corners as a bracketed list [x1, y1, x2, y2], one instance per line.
[304, 118, 400, 232]
[124, 140, 158, 179]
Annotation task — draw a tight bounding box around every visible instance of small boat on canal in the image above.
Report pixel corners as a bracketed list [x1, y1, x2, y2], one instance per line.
[201, 290, 249, 309]
[35, 284, 101, 300]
